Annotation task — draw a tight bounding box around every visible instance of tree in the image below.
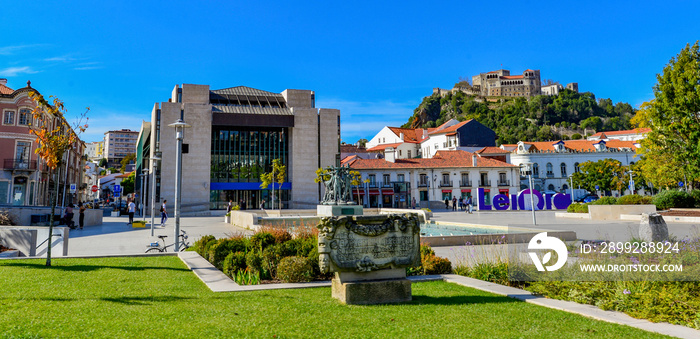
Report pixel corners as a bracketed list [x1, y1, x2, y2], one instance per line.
[349, 170, 362, 205]
[571, 159, 627, 193]
[356, 139, 368, 148]
[120, 153, 136, 173]
[29, 91, 88, 266]
[98, 158, 107, 167]
[259, 159, 286, 209]
[632, 41, 700, 191]
[121, 171, 135, 195]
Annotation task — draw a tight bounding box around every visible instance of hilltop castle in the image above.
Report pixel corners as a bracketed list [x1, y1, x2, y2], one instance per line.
[434, 69, 578, 99]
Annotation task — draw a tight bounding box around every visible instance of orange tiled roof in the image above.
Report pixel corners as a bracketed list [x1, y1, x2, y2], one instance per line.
[387, 127, 422, 143]
[0, 84, 13, 95]
[366, 142, 403, 152]
[429, 120, 472, 135]
[476, 146, 509, 154]
[115, 171, 133, 178]
[347, 150, 515, 169]
[340, 144, 368, 153]
[523, 140, 637, 152]
[590, 128, 651, 138]
[341, 155, 358, 165]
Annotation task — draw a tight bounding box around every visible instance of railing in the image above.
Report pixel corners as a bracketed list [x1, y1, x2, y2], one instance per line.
[4, 159, 37, 170]
[381, 182, 393, 188]
[439, 180, 453, 187]
[368, 182, 379, 188]
[459, 180, 472, 187]
[546, 172, 554, 178]
[498, 180, 510, 186]
[479, 180, 491, 187]
[417, 180, 428, 188]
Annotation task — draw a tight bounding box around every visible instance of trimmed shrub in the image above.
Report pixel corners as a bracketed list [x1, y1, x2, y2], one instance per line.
[222, 251, 247, 278]
[422, 254, 452, 274]
[277, 256, 314, 283]
[567, 203, 589, 213]
[653, 190, 695, 210]
[617, 194, 653, 205]
[690, 190, 700, 207]
[420, 244, 435, 257]
[208, 238, 249, 269]
[193, 235, 216, 258]
[250, 232, 276, 252]
[593, 196, 618, 205]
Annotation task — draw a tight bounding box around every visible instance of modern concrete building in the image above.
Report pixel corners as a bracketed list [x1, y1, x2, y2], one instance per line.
[0, 78, 85, 206]
[140, 84, 340, 212]
[103, 129, 138, 168]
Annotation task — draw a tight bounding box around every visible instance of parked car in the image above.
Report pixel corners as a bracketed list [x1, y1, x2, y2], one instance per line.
[576, 194, 599, 203]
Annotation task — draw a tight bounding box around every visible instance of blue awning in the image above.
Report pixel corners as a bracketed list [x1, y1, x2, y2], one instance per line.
[210, 182, 292, 191]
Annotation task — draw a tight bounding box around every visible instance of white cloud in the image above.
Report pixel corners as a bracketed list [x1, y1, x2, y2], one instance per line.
[0, 66, 39, 77]
[74, 66, 102, 71]
[316, 98, 416, 143]
[45, 56, 76, 62]
[0, 44, 47, 55]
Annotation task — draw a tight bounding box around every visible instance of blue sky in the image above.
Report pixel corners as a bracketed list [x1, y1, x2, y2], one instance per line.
[1, 1, 698, 143]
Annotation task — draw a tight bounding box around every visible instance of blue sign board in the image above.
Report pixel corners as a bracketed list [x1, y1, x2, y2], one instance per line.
[595, 185, 599, 190]
[679, 182, 684, 187]
[113, 184, 121, 193]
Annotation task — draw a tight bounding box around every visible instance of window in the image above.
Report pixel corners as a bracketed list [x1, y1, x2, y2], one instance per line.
[560, 163, 567, 176]
[18, 109, 31, 126]
[397, 174, 404, 182]
[368, 174, 376, 184]
[398, 150, 402, 157]
[532, 163, 540, 178]
[407, 150, 411, 158]
[461, 173, 469, 185]
[499, 172, 507, 184]
[419, 174, 428, 185]
[16, 141, 31, 161]
[383, 174, 390, 185]
[546, 163, 554, 177]
[434, 143, 438, 150]
[480, 172, 488, 185]
[574, 162, 580, 173]
[4, 111, 15, 125]
[442, 173, 450, 185]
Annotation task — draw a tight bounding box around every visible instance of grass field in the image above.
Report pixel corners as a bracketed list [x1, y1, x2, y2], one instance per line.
[0, 256, 670, 338]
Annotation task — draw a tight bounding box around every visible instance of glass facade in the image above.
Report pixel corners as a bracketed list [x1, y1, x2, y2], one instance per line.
[210, 126, 289, 209]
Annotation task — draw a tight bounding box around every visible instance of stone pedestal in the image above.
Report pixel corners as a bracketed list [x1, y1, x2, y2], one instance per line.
[331, 268, 411, 305]
[639, 212, 669, 242]
[317, 204, 363, 217]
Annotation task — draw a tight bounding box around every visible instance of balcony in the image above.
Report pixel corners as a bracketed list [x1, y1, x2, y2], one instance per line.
[417, 180, 428, 188]
[498, 180, 510, 186]
[546, 172, 554, 178]
[368, 182, 379, 188]
[479, 180, 491, 187]
[381, 182, 393, 188]
[4, 159, 37, 170]
[459, 180, 472, 187]
[439, 180, 453, 187]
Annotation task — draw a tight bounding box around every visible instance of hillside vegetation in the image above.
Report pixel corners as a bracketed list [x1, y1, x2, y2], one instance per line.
[403, 89, 636, 145]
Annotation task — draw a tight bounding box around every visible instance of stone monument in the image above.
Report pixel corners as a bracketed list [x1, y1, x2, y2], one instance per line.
[317, 213, 421, 305]
[317, 165, 363, 217]
[639, 212, 669, 242]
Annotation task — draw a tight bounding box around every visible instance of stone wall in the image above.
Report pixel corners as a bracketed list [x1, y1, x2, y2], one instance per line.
[290, 107, 321, 208]
[588, 204, 657, 221]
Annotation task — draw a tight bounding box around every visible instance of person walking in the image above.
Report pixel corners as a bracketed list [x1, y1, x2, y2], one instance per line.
[79, 203, 86, 229]
[466, 195, 473, 214]
[127, 199, 136, 225]
[411, 197, 416, 209]
[458, 197, 463, 211]
[160, 200, 168, 227]
[444, 198, 449, 210]
[227, 199, 233, 213]
[64, 203, 75, 228]
[452, 196, 457, 211]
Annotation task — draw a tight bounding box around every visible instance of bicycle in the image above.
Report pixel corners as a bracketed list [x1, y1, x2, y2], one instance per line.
[145, 230, 190, 253]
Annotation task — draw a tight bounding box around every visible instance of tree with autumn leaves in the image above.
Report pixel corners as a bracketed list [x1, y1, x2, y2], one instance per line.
[29, 91, 88, 266]
[632, 41, 700, 191]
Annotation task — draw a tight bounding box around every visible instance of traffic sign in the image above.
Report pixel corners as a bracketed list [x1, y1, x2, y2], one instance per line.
[91, 185, 98, 193]
[679, 181, 684, 187]
[595, 185, 599, 190]
[114, 184, 121, 193]
[70, 184, 76, 193]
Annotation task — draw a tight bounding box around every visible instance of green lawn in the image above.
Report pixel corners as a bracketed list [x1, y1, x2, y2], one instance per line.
[0, 257, 669, 338]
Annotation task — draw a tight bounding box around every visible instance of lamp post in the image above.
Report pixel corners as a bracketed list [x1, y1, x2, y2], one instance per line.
[141, 168, 148, 220]
[520, 163, 536, 225]
[628, 170, 635, 195]
[149, 154, 161, 237]
[569, 174, 575, 204]
[168, 119, 191, 251]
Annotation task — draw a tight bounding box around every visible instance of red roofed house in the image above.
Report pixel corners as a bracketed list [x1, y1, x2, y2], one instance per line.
[510, 139, 641, 195]
[0, 78, 85, 206]
[365, 119, 496, 161]
[346, 150, 518, 209]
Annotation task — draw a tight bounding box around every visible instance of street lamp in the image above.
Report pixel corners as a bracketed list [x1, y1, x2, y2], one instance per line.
[141, 168, 148, 220]
[568, 173, 575, 204]
[627, 170, 635, 195]
[168, 119, 191, 251]
[520, 163, 537, 225]
[149, 153, 161, 237]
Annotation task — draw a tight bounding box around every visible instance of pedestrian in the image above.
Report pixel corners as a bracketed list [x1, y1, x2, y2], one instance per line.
[260, 200, 265, 210]
[444, 198, 449, 210]
[466, 195, 473, 214]
[227, 199, 233, 213]
[79, 203, 86, 229]
[458, 197, 463, 211]
[411, 197, 416, 209]
[452, 196, 457, 211]
[160, 200, 168, 227]
[127, 199, 136, 225]
[64, 203, 75, 228]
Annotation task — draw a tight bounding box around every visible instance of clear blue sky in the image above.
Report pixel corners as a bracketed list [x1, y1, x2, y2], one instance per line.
[1, 1, 698, 143]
